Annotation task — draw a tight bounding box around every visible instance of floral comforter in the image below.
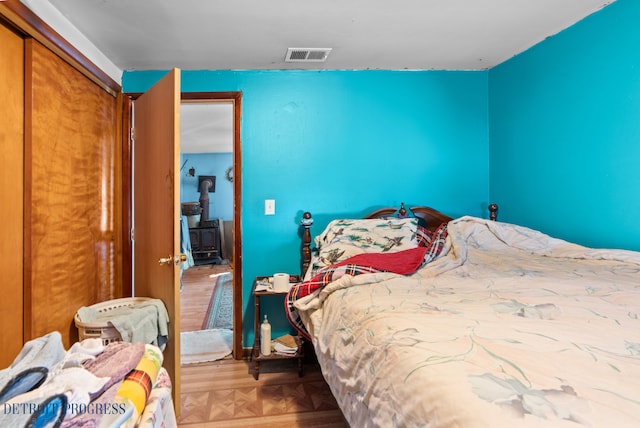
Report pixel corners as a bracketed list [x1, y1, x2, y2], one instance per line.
[292, 216, 640, 427]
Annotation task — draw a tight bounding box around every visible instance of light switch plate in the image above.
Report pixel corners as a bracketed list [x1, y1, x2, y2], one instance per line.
[265, 199, 275, 215]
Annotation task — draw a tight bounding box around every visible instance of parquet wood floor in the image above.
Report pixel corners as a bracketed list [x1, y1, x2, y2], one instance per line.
[179, 264, 348, 427]
[178, 359, 348, 427]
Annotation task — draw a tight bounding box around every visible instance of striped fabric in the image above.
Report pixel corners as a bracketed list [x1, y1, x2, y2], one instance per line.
[115, 345, 163, 415]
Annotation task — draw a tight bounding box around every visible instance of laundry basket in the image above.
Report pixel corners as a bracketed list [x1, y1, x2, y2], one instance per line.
[74, 297, 154, 345]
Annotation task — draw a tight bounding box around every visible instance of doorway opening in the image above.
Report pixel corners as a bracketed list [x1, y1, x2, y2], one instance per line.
[179, 100, 234, 363]
[179, 92, 242, 360]
[123, 90, 242, 361]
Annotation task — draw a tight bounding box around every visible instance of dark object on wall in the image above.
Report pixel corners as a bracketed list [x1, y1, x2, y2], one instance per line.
[488, 203, 499, 221]
[198, 176, 215, 221]
[198, 175, 216, 193]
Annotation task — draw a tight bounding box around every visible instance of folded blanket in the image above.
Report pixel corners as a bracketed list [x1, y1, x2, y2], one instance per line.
[330, 245, 428, 274]
[60, 342, 144, 428]
[67, 339, 104, 358]
[115, 345, 163, 416]
[0, 336, 155, 428]
[0, 332, 65, 404]
[60, 381, 133, 428]
[0, 393, 67, 428]
[136, 369, 174, 428]
[7, 367, 110, 421]
[82, 341, 145, 400]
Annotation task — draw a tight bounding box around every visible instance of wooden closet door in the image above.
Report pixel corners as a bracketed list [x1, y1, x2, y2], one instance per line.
[0, 22, 25, 367]
[24, 39, 122, 346]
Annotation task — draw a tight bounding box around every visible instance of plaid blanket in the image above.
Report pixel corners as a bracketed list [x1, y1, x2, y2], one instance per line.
[286, 222, 448, 339]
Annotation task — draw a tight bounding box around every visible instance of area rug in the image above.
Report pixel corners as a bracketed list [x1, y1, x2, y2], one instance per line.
[180, 329, 232, 364]
[202, 272, 233, 330]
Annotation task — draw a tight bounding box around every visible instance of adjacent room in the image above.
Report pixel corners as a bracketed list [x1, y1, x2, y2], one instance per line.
[178, 101, 235, 365]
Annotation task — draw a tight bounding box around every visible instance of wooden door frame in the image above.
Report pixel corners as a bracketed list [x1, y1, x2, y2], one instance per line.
[122, 91, 243, 359]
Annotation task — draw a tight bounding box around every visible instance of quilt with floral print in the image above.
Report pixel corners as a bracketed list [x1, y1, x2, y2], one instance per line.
[292, 216, 640, 427]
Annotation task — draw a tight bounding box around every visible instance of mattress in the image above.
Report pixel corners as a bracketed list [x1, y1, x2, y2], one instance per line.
[293, 216, 640, 427]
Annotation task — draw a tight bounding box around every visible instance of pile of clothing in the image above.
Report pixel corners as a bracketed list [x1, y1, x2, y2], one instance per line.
[0, 331, 167, 428]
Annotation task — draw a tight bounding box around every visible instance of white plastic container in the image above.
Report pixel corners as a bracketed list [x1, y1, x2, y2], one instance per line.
[260, 315, 271, 356]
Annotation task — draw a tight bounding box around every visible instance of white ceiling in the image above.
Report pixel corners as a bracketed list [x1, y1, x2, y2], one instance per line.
[21, 0, 617, 153]
[40, 0, 614, 71]
[180, 102, 233, 154]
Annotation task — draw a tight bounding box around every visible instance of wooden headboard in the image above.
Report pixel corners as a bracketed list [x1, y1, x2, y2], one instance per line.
[299, 202, 498, 275]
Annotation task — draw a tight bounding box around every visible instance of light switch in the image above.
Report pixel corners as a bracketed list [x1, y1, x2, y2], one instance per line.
[265, 199, 275, 215]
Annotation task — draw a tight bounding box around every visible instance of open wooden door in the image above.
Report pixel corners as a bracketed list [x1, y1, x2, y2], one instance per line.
[132, 69, 181, 411]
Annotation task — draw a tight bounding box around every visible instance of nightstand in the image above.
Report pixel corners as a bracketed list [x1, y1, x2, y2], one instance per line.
[251, 275, 304, 380]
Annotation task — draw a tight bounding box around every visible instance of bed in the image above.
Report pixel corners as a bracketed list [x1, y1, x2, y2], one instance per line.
[0, 331, 177, 428]
[286, 203, 640, 427]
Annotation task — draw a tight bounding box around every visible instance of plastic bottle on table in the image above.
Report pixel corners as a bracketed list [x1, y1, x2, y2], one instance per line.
[260, 315, 271, 356]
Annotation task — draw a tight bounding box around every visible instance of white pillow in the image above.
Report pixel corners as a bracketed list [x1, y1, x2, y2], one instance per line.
[313, 218, 419, 269]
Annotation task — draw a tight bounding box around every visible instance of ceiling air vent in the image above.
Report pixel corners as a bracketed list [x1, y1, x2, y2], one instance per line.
[285, 48, 332, 62]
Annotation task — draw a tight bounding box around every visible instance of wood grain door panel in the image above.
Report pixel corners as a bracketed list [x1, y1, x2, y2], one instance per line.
[132, 69, 181, 412]
[0, 22, 25, 367]
[24, 39, 121, 346]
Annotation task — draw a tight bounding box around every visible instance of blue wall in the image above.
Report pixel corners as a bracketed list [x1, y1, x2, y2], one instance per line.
[489, 0, 640, 251]
[180, 152, 233, 221]
[124, 70, 490, 345]
[124, 0, 640, 346]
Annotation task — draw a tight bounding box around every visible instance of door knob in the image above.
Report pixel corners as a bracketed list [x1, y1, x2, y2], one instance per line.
[158, 254, 188, 265]
[158, 255, 173, 265]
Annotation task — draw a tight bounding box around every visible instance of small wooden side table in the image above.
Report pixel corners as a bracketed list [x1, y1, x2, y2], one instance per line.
[251, 275, 304, 380]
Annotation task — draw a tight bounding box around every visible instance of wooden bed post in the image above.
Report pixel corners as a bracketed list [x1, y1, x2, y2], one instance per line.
[488, 203, 498, 221]
[301, 212, 313, 276]
[398, 202, 407, 217]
